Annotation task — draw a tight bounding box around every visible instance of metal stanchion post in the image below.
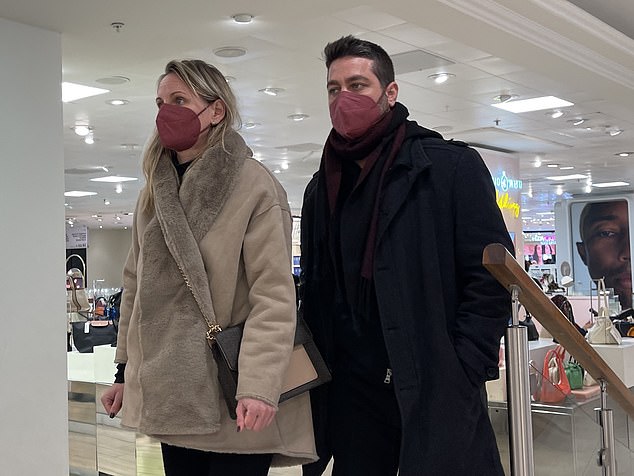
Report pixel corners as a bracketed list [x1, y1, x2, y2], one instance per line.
[596, 379, 617, 476]
[505, 285, 535, 476]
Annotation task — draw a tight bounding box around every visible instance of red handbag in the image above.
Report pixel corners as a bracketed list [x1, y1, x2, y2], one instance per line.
[538, 345, 571, 403]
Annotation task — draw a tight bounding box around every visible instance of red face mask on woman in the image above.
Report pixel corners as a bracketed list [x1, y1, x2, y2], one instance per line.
[155, 103, 211, 151]
[329, 91, 384, 140]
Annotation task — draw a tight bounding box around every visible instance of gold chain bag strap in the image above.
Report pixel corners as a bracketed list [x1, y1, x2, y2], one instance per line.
[178, 265, 331, 420]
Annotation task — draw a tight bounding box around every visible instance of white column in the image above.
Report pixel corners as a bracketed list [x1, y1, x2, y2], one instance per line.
[0, 17, 68, 475]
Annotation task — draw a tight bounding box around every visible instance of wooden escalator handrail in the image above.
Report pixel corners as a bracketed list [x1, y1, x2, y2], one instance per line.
[483, 242, 634, 419]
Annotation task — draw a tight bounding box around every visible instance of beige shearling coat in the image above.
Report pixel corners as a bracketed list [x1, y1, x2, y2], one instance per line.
[114, 131, 316, 466]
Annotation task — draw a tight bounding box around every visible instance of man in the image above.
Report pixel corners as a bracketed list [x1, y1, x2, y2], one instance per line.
[576, 200, 632, 309]
[300, 36, 513, 476]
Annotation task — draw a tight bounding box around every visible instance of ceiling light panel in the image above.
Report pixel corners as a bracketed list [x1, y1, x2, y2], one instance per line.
[64, 191, 97, 197]
[593, 181, 630, 188]
[90, 176, 138, 183]
[62, 82, 109, 103]
[545, 174, 587, 180]
[491, 96, 574, 113]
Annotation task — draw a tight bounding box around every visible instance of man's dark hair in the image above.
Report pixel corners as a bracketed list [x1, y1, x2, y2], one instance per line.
[324, 35, 395, 87]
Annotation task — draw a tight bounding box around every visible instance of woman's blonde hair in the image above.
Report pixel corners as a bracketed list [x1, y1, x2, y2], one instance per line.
[140, 59, 241, 212]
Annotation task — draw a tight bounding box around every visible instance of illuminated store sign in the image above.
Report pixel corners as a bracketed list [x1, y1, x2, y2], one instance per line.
[493, 171, 523, 192]
[496, 190, 520, 218]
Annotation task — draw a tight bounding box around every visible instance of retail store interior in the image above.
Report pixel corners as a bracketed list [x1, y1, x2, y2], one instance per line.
[2, 0, 634, 474]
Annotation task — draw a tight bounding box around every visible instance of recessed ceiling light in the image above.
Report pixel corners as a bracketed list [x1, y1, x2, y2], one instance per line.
[617, 152, 632, 157]
[533, 157, 542, 168]
[95, 76, 130, 85]
[428, 73, 455, 84]
[546, 174, 587, 180]
[62, 82, 110, 103]
[244, 122, 260, 129]
[64, 191, 97, 197]
[90, 176, 138, 183]
[559, 166, 574, 170]
[73, 125, 92, 136]
[213, 46, 247, 58]
[288, 113, 309, 121]
[224, 76, 236, 83]
[493, 94, 519, 103]
[120, 143, 140, 150]
[273, 169, 281, 174]
[491, 96, 573, 113]
[548, 110, 564, 119]
[281, 161, 289, 170]
[555, 185, 564, 196]
[84, 133, 95, 145]
[259, 87, 285, 96]
[104, 199, 111, 205]
[546, 164, 559, 168]
[593, 181, 630, 188]
[232, 13, 254, 23]
[570, 118, 585, 126]
[107, 99, 129, 106]
[607, 127, 624, 136]
[115, 184, 123, 194]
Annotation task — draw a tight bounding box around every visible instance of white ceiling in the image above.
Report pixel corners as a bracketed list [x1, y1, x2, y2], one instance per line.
[1, 0, 633, 231]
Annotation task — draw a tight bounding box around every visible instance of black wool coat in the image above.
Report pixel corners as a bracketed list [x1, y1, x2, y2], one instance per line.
[301, 124, 513, 476]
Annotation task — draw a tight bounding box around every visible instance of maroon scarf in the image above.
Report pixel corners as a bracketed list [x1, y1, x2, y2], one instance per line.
[320, 103, 408, 301]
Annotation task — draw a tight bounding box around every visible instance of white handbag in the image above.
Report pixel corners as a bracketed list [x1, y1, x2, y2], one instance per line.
[587, 278, 622, 345]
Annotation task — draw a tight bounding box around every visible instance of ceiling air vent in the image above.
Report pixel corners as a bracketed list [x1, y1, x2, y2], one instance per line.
[391, 50, 454, 75]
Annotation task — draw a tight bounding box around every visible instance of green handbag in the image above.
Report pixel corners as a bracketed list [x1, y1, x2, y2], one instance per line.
[564, 358, 584, 390]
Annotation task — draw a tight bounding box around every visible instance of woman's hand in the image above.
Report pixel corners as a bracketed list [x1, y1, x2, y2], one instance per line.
[236, 398, 277, 432]
[101, 383, 124, 418]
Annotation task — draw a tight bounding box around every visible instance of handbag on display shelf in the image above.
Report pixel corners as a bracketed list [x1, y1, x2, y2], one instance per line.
[71, 320, 117, 353]
[66, 254, 90, 313]
[180, 268, 331, 420]
[564, 356, 584, 390]
[519, 310, 539, 341]
[587, 278, 622, 345]
[537, 345, 571, 403]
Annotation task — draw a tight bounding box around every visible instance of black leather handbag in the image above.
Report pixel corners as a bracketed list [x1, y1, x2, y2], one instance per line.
[519, 312, 540, 341]
[71, 320, 117, 353]
[212, 317, 331, 419]
[179, 267, 331, 419]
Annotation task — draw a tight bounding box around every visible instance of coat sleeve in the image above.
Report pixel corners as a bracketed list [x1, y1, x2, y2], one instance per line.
[451, 147, 513, 386]
[114, 200, 141, 364]
[235, 184, 296, 408]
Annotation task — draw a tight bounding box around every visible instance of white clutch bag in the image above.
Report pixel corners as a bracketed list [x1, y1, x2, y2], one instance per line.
[587, 278, 622, 345]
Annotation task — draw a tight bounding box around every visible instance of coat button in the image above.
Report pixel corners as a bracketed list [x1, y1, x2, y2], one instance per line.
[486, 367, 499, 379]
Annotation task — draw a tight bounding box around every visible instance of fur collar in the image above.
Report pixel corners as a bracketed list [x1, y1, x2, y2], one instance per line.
[153, 130, 249, 324]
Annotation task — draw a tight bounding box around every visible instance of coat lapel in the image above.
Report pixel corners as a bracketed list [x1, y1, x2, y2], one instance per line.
[152, 130, 249, 324]
[376, 139, 432, 243]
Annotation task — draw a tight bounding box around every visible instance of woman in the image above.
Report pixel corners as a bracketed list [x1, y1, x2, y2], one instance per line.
[101, 59, 316, 475]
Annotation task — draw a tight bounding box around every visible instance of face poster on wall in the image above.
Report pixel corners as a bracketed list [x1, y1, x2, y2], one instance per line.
[570, 198, 632, 310]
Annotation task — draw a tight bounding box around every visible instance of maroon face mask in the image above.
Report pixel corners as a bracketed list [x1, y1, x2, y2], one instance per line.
[155, 103, 211, 152]
[329, 91, 384, 140]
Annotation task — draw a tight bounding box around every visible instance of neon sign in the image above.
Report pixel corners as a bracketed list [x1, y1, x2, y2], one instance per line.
[496, 190, 520, 218]
[493, 171, 523, 192]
